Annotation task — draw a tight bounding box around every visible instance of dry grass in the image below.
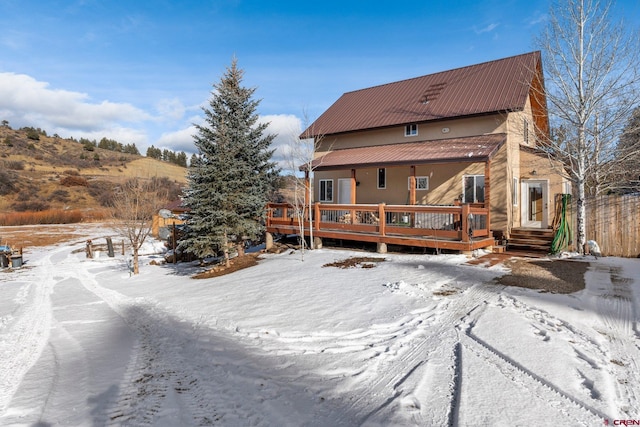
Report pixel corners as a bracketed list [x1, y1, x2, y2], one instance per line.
[496, 258, 589, 294]
[193, 253, 261, 279]
[323, 256, 386, 269]
[0, 209, 91, 226]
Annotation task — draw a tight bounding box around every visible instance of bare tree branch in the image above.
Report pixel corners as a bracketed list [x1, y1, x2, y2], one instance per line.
[112, 178, 168, 274]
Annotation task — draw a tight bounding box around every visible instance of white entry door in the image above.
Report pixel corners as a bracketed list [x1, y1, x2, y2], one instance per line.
[521, 180, 548, 228]
[338, 178, 352, 204]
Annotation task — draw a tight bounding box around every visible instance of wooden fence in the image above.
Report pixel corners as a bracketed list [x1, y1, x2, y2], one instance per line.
[585, 195, 640, 257]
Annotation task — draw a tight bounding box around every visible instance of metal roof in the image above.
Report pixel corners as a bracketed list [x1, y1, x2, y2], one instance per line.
[308, 134, 506, 171]
[302, 52, 542, 138]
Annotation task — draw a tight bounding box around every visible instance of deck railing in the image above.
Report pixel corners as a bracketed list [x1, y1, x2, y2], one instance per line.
[267, 202, 490, 242]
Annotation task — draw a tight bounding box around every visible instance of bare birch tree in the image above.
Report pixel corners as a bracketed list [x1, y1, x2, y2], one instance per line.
[535, 0, 640, 252]
[112, 178, 168, 274]
[283, 112, 330, 259]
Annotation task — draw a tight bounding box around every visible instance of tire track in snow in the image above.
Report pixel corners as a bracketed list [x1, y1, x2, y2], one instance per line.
[591, 263, 640, 417]
[75, 265, 280, 426]
[346, 284, 498, 426]
[460, 331, 607, 423]
[74, 269, 222, 426]
[0, 246, 67, 412]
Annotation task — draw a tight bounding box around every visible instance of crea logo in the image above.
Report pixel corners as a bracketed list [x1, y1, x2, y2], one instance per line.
[609, 420, 640, 426]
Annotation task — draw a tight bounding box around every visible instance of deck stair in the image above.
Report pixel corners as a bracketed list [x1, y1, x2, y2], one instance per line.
[507, 228, 554, 254]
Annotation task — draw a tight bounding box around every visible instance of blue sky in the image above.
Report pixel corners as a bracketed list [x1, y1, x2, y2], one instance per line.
[1, 0, 638, 166]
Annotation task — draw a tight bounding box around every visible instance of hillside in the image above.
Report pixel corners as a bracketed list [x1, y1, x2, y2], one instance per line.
[0, 126, 188, 213]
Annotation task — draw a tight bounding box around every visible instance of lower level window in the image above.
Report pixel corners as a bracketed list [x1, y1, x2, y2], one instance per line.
[408, 176, 429, 190]
[463, 175, 485, 203]
[319, 179, 333, 202]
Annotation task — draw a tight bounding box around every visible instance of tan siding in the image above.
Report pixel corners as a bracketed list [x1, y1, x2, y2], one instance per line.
[317, 115, 506, 152]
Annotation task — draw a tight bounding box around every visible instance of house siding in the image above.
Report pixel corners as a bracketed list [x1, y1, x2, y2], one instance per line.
[316, 115, 507, 154]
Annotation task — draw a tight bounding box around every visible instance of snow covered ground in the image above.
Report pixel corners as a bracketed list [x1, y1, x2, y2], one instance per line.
[0, 225, 639, 426]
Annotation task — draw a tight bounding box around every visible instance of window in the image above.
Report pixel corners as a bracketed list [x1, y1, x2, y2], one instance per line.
[463, 175, 485, 203]
[319, 179, 333, 202]
[512, 177, 518, 206]
[405, 124, 418, 137]
[523, 118, 529, 145]
[377, 168, 386, 189]
[408, 176, 429, 190]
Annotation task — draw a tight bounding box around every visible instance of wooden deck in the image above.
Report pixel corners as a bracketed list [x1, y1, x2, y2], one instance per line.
[266, 203, 495, 252]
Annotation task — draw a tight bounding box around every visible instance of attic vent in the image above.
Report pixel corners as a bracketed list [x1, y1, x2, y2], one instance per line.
[420, 82, 447, 104]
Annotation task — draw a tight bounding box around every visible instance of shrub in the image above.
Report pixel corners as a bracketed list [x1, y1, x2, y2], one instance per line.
[26, 129, 40, 140]
[11, 201, 50, 212]
[49, 189, 70, 202]
[0, 169, 17, 195]
[60, 175, 88, 187]
[87, 180, 116, 207]
[63, 169, 80, 176]
[5, 160, 24, 170]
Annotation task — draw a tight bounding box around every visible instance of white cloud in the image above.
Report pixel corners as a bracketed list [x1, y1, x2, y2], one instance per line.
[525, 12, 548, 27]
[474, 23, 499, 34]
[156, 125, 198, 153]
[156, 98, 187, 121]
[259, 114, 306, 172]
[0, 72, 152, 132]
[157, 114, 305, 170]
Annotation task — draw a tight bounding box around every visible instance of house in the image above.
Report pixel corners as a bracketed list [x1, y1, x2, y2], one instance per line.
[152, 199, 188, 240]
[267, 51, 568, 253]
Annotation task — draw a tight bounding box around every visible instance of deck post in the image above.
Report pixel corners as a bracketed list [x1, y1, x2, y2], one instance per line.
[409, 166, 416, 205]
[378, 203, 386, 236]
[266, 204, 272, 228]
[314, 202, 321, 231]
[461, 203, 471, 243]
[484, 159, 491, 234]
[350, 169, 357, 204]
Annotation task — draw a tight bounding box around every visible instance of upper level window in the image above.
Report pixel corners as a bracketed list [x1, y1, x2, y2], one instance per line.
[523, 118, 529, 145]
[405, 124, 418, 137]
[377, 168, 386, 189]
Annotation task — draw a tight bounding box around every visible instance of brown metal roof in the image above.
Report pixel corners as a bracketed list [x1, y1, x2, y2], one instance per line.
[302, 51, 542, 138]
[308, 134, 506, 171]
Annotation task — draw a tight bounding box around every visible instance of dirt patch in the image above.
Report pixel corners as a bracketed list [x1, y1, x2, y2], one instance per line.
[497, 258, 589, 294]
[0, 223, 111, 248]
[193, 253, 261, 279]
[323, 256, 386, 269]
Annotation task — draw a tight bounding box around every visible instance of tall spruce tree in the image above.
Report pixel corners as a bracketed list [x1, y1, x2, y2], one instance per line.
[180, 59, 278, 266]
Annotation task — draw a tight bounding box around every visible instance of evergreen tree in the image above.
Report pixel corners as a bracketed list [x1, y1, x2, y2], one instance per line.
[615, 107, 640, 193]
[123, 143, 140, 155]
[180, 59, 279, 265]
[175, 151, 188, 167]
[146, 145, 162, 159]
